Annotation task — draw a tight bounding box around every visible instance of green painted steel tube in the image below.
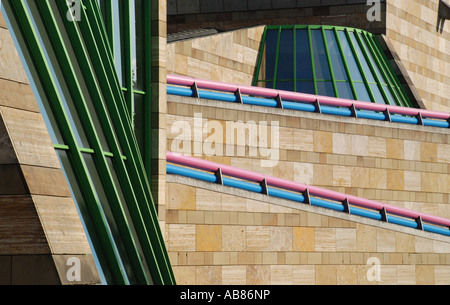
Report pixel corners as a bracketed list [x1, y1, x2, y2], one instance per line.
[4, 0, 128, 284]
[36, 0, 150, 285]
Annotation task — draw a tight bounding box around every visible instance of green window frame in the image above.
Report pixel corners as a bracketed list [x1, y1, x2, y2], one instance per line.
[254, 25, 414, 108]
[2, 0, 174, 285]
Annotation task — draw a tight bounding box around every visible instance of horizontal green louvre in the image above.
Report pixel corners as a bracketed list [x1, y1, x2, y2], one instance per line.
[2, 0, 174, 285]
[254, 25, 414, 108]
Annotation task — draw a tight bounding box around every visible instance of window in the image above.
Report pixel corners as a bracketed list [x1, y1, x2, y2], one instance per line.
[254, 25, 413, 107]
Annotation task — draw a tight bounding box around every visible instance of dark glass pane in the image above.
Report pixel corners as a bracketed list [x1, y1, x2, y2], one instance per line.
[311, 30, 331, 80]
[348, 31, 376, 83]
[277, 29, 294, 80]
[370, 83, 387, 104]
[265, 29, 279, 81]
[316, 81, 335, 97]
[336, 82, 354, 100]
[382, 85, 399, 106]
[324, 30, 348, 81]
[295, 29, 313, 80]
[337, 31, 363, 82]
[354, 82, 372, 102]
[296, 81, 315, 94]
[276, 81, 294, 92]
[357, 33, 386, 84]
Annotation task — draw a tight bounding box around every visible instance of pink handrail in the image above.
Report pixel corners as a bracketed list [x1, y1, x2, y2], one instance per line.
[167, 74, 450, 121]
[166, 151, 450, 228]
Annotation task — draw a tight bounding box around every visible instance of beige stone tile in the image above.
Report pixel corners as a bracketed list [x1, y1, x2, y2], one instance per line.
[397, 265, 416, 285]
[404, 171, 421, 191]
[332, 133, 351, 155]
[168, 224, 196, 251]
[195, 266, 221, 285]
[270, 265, 293, 285]
[420, 142, 437, 162]
[416, 265, 435, 285]
[377, 229, 396, 252]
[337, 265, 357, 285]
[336, 228, 357, 252]
[313, 164, 333, 187]
[293, 129, 314, 151]
[196, 225, 222, 251]
[368, 137, 386, 158]
[314, 131, 333, 153]
[173, 266, 196, 285]
[437, 144, 450, 163]
[356, 224, 377, 252]
[350, 135, 369, 156]
[270, 227, 292, 251]
[196, 188, 221, 211]
[369, 168, 387, 189]
[315, 228, 336, 252]
[222, 266, 246, 285]
[292, 265, 315, 285]
[246, 226, 271, 251]
[387, 138, 404, 160]
[387, 169, 404, 190]
[435, 266, 450, 285]
[316, 265, 336, 285]
[294, 162, 314, 185]
[404, 140, 421, 161]
[333, 165, 352, 187]
[246, 265, 271, 285]
[167, 183, 196, 210]
[222, 225, 246, 251]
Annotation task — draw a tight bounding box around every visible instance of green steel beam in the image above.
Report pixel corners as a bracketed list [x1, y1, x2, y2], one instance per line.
[4, 0, 128, 284]
[36, 0, 150, 284]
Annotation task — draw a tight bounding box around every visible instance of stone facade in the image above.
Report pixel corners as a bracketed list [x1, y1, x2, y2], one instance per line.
[167, 176, 450, 285]
[165, 91, 450, 285]
[385, 0, 450, 113]
[167, 26, 265, 85]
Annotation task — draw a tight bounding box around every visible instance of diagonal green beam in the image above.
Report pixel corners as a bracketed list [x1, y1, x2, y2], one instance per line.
[36, 0, 150, 284]
[4, 0, 128, 285]
[59, 0, 175, 284]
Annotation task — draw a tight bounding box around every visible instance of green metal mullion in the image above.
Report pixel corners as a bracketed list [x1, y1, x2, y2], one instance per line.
[334, 28, 358, 100]
[321, 27, 338, 98]
[307, 26, 317, 95]
[55, 0, 165, 284]
[143, 0, 152, 182]
[5, 0, 127, 285]
[119, 0, 134, 121]
[345, 28, 376, 103]
[368, 35, 412, 107]
[272, 27, 282, 89]
[75, 0, 175, 285]
[253, 27, 268, 86]
[293, 27, 297, 92]
[354, 31, 391, 105]
[37, 1, 149, 285]
[99, 0, 113, 55]
[363, 32, 402, 106]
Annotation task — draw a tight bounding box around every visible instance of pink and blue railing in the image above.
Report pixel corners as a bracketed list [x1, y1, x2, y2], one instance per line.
[167, 151, 450, 237]
[167, 74, 450, 129]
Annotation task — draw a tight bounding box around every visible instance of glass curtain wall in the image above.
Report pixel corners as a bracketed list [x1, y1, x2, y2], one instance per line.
[254, 25, 413, 107]
[2, 0, 174, 285]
